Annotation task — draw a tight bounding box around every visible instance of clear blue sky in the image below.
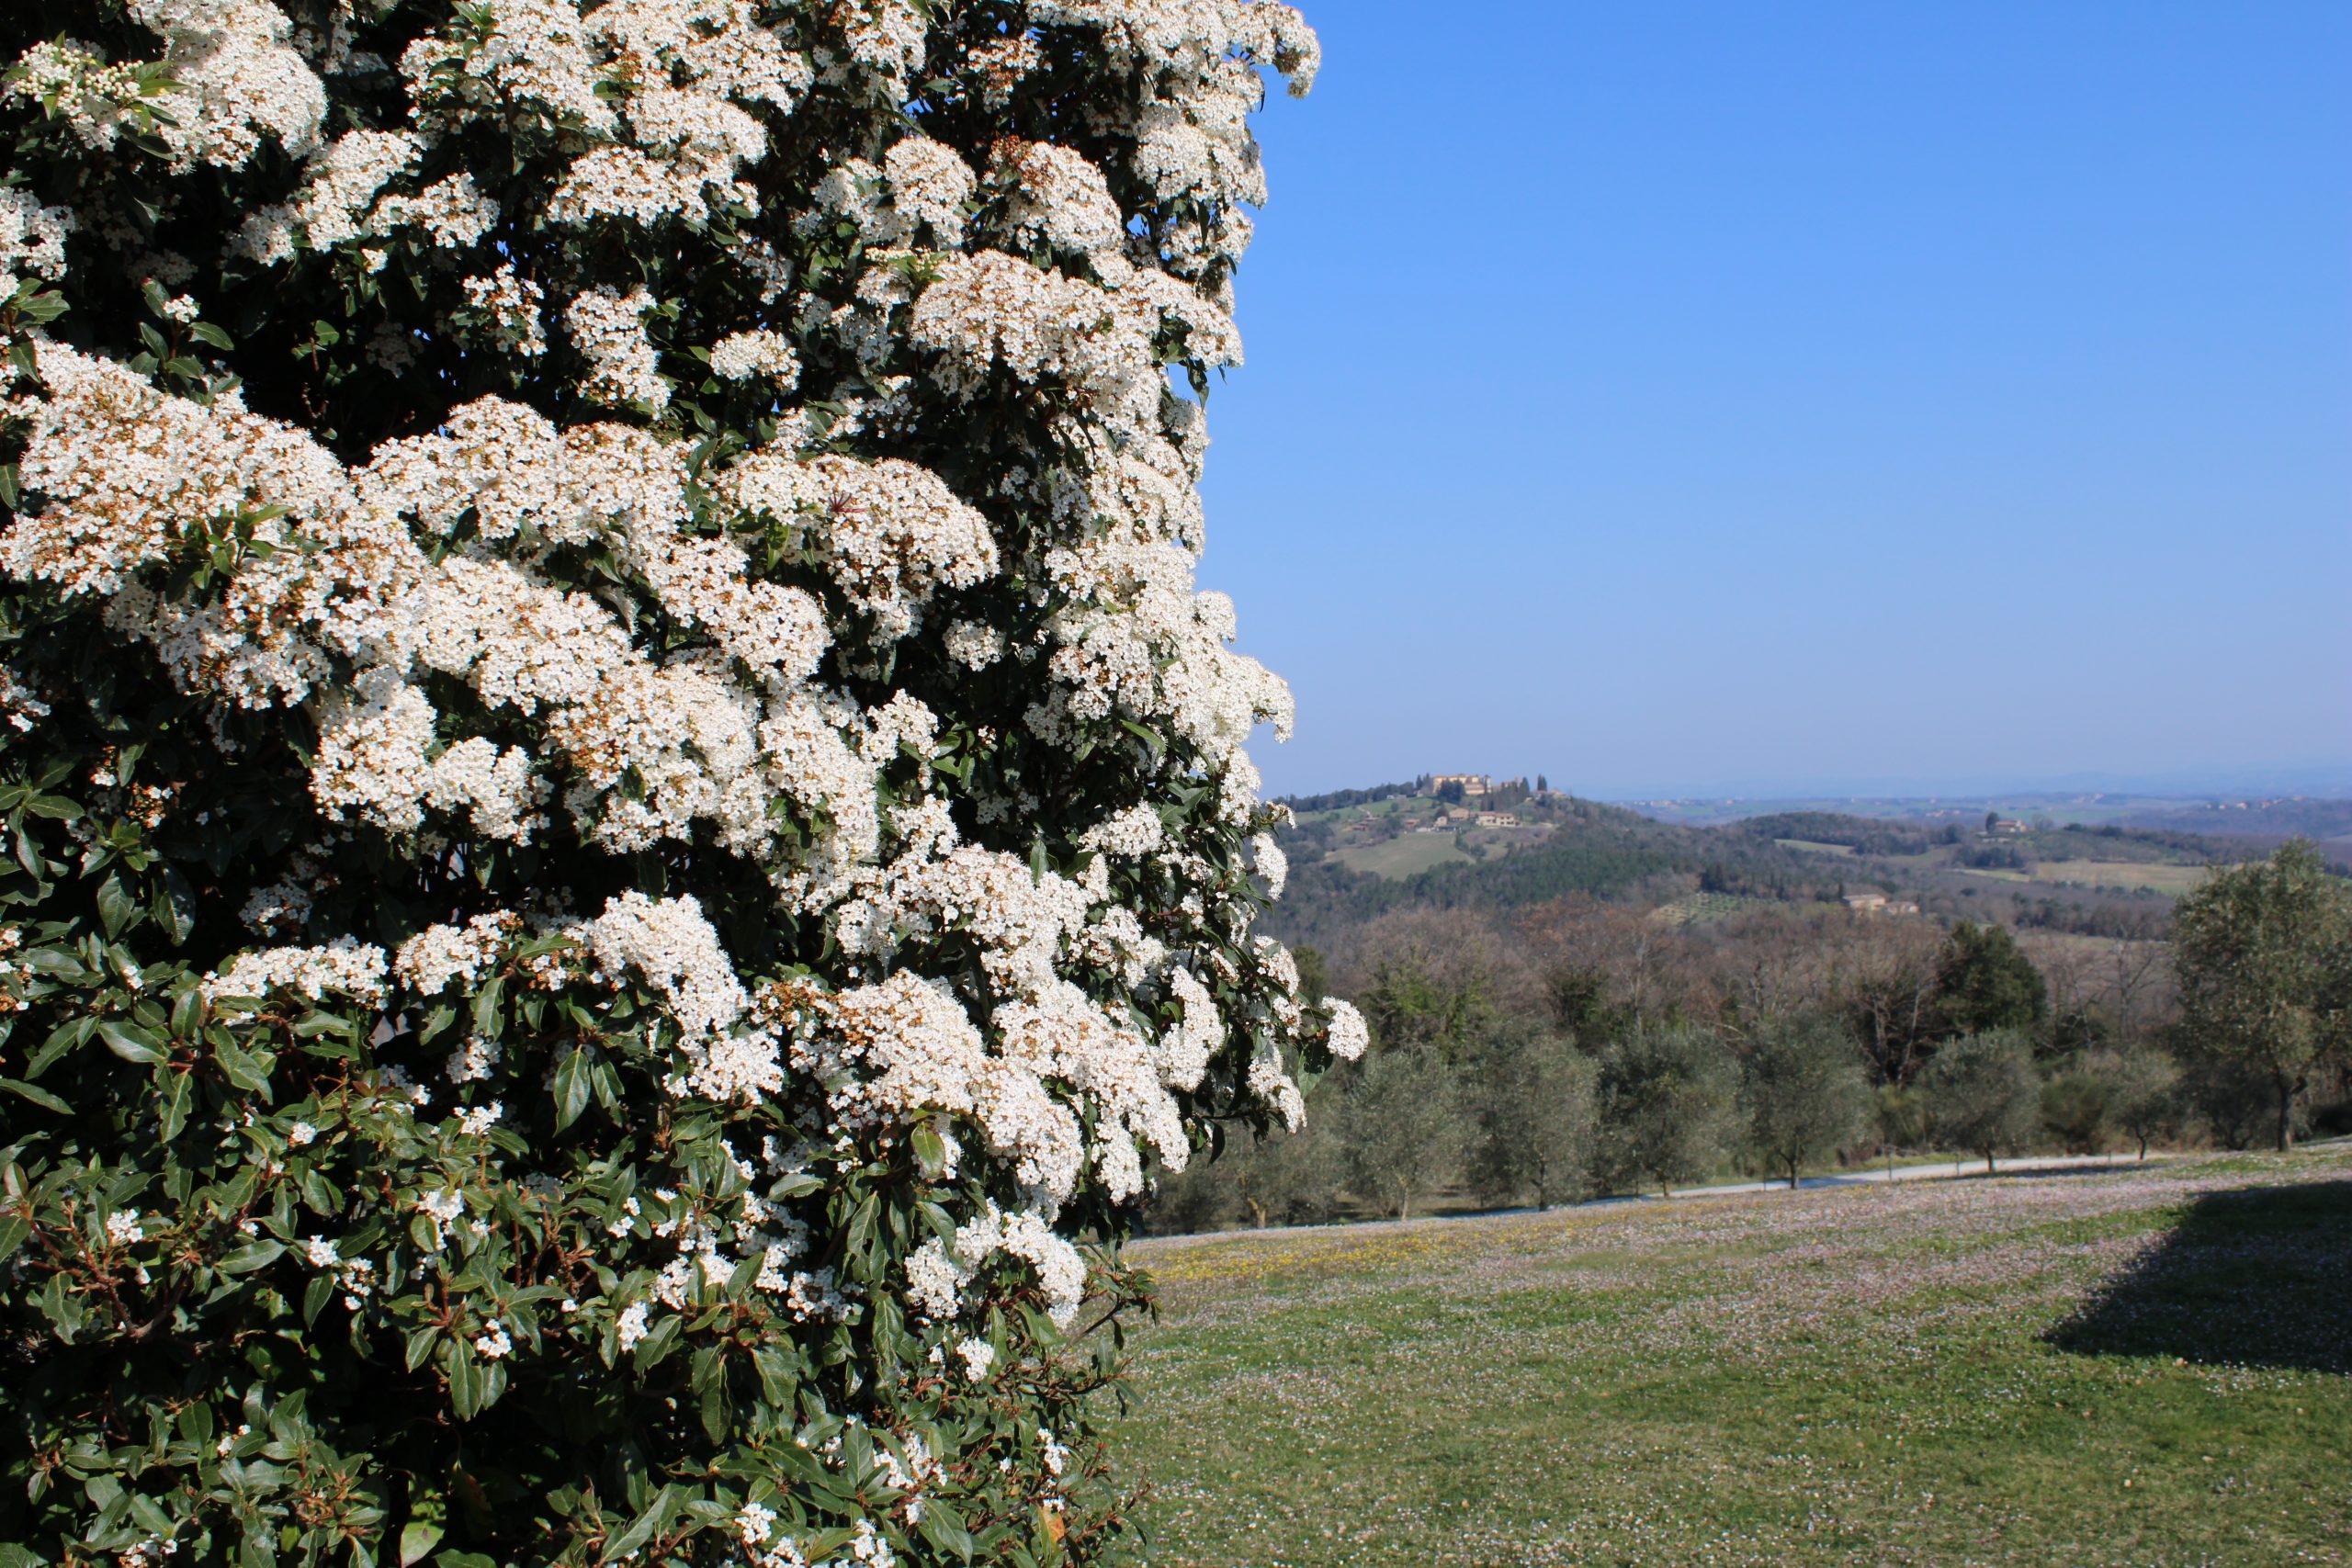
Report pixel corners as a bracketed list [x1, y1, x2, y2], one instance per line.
[1197, 1, 2352, 800]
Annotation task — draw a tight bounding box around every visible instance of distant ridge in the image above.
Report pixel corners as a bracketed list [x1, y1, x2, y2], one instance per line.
[1595, 761, 2352, 803]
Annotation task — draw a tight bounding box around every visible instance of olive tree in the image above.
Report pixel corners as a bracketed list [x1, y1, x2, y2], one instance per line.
[0, 4, 1346, 1564]
[1591, 1026, 1741, 1198]
[1921, 1031, 2041, 1173]
[1739, 1015, 1870, 1190]
[2095, 1047, 2179, 1161]
[2172, 840, 2352, 1151]
[1341, 1047, 1464, 1220]
[1464, 1023, 1598, 1210]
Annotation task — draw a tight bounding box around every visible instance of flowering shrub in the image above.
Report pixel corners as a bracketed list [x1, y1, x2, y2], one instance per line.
[0, 4, 1361, 1564]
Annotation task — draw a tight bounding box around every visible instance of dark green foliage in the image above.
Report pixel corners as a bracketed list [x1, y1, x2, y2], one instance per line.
[1340, 1049, 1464, 1219]
[2092, 1048, 2179, 1159]
[1921, 1032, 2042, 1171]
[2039, 1068, 2111, 1154]
[1463, 1025, 1598, 1209]
[2171, 840, 2352, 1149]
[1739, 1015, 1871, 1188]
[1591, 1027, 1742, 1197]
[1932, 923, 2050, 1037]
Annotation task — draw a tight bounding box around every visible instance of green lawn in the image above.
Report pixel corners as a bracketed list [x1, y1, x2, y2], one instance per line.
[1115, 1150, 2352, 1566]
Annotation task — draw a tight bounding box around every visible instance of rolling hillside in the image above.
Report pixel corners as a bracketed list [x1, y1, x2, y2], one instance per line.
[1264, 788, 2286, 949]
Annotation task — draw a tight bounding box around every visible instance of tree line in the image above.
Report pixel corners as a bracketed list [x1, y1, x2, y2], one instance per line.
[1152, 840, 2352, 1232]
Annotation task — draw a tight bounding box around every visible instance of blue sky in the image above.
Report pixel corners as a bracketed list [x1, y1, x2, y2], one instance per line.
[1196, 1, 2352, 800]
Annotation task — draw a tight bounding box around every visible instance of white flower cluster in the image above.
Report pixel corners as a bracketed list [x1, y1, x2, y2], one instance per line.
[204, 941, 390, 1010]
[6, 40, 153, 153]
[1001, 141, 1125, 259]
[127, 0, 329, 172]
[707, 328, 798, 384]
[565, 287, 668, 411]
[459, 265, 548, 356]
[0, 666, 48, 734]
[0, 188, 74, 296]
[721, 453, 998, 638]
[903, 1201, 1089, 1329]
[231, 130, 419, 263]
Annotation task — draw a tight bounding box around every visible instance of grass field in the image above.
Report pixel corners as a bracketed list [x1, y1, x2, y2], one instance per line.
[1331, 834, 1472, 879]
[2030, 861, 2212, 895]
[1117, 1149, 2352, 1567]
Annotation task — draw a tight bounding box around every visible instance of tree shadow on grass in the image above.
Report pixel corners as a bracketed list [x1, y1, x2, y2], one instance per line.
[2045, 1180, 2352, 1375]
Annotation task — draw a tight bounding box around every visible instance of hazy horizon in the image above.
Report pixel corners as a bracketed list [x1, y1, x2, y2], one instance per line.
[1267, 758, 2352, 806]
[1195, 2, 2352, 802]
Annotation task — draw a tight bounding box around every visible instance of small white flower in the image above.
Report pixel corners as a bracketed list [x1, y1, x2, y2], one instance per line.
[287, 1121, 317, 1146]
[105, 1212, 143, 1247]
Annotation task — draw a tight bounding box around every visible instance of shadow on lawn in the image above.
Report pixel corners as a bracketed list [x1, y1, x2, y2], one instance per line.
[2047, 1179, 2352, 1375]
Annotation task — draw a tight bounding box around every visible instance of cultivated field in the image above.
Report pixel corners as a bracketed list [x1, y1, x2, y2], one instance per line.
[1118, 1150, 2352, 1567]
[2031, 861, 2212, 895]
[1332, 834, 1472, 879]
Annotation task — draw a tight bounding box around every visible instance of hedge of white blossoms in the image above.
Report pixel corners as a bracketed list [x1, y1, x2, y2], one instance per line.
[0, 3, 1361, 1564]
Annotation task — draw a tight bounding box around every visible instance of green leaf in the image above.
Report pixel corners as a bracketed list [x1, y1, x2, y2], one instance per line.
[156, 868, 198, 944]
[189, 321, 235, 351]
[396, 1526, 442, 1568]
[597, 1486, 677, 1564]
[697, 1368, 729, 1442]
[447, 1347, 483, 1420]
[470, 977, 503, 1039]
[215, 1241, 285, 1275]
[0, 1077, 71, 1114]
[750, 1346, 797, 1406]
[629, 1311, 681, 1371]
[915, 1500, 976, 1562]
[97, 1021, 165, 1064]
[26, 1019, 88, 1077]
[845, 1191, 879, 1265]
[96, 873, 138, 939]
[156, 1072, 191, 1138]
[216, 1041, 273, 1092]
[552, 1046, 592, 1131]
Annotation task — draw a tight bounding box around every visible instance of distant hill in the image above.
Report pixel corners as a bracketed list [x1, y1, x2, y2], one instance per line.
[1272, 795, 1838, 947]
[1620, 789, 2352, 843]
[2116, 796, 2352, 848]
[1264, 785, 2313, 951]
